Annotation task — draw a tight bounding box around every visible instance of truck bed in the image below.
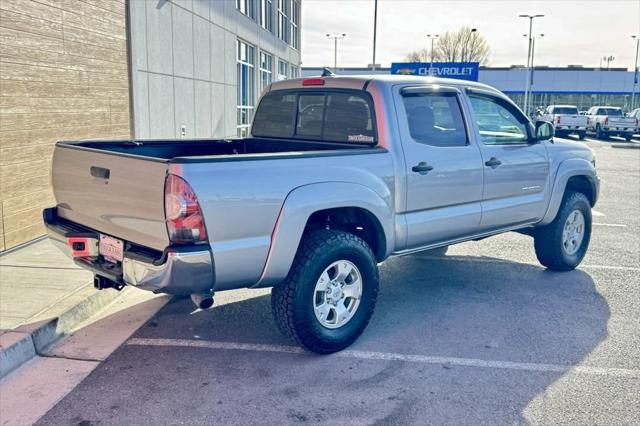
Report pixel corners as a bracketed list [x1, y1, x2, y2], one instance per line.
[60, 137, 377, 163]
[51, 137, 385, 252]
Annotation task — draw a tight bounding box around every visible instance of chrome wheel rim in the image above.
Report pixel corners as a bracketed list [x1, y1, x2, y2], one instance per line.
[313, 260, 362, 329]
[562, 209, 585, 256]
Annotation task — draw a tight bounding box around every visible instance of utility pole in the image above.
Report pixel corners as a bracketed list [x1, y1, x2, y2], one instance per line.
[631, 35, 639, 109]
[523, 33, 544, 116]
[519, 14, 544, 116]
[372, 0, 378, 71]
[326, 33, 347, 72]
[426, 34, 439, 73]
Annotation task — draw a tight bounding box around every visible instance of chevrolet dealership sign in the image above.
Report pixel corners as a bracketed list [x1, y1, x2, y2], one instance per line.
[391, 62, 479, 81]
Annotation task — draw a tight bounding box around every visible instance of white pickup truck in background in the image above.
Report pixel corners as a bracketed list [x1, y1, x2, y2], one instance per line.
[586, 106, 637, 141]
[541, 105, 588, 140]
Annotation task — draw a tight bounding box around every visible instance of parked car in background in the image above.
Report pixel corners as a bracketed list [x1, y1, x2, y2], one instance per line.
[586, 106, 636, 140]
[44, 75, 599, 354]
[628, 108, 640, 134]
[541, 105, 587, 139]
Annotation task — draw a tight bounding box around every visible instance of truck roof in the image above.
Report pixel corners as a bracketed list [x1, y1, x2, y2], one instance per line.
[269, 74, 499, 93]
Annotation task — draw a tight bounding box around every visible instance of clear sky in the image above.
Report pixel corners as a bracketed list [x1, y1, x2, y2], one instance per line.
[301, 0, 640, 69]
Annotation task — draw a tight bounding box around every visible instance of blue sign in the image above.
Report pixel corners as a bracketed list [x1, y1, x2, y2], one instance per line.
[390, 62, 479, 81]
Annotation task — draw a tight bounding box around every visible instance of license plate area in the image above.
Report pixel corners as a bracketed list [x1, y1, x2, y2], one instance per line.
[99, 234, 124, 263]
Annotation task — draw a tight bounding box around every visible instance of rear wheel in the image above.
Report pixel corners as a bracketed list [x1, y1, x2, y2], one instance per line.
[596, 124, 607, 140]
[534, 191, 591, 271]
[271, 229, 379, 354]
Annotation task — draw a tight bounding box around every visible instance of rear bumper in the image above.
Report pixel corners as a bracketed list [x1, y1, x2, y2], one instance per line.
[555, 126, 586, 131]
[43, 208, 214, 296]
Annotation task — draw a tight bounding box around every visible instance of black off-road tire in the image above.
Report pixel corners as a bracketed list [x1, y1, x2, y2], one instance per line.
[534, 191, 592, 271]
[596, 124, 607, 140]
[271, 229, 379, 354]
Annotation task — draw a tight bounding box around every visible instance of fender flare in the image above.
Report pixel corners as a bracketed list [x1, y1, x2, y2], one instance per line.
[253, 182, 394, 288]
[539, 158, 599, 225]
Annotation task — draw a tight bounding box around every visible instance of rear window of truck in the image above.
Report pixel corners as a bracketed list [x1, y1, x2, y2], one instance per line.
[552, 107, 579, 115]
[252, 90, 377, 144]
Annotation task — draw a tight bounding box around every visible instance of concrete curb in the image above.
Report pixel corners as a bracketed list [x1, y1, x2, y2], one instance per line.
[0, 285, 122, 379]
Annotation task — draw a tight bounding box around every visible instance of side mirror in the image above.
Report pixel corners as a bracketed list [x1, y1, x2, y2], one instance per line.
[535, 120, 554, 142]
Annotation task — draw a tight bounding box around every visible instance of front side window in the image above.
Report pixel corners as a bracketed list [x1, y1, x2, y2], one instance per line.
[237, 40, 256, 137]
[252, 90, 376, 144]
[402, 92, 468, 147]
[468, 95, 529, 145]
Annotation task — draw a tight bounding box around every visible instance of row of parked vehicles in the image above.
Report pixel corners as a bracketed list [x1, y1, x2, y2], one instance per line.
[538, 105, 640, 141]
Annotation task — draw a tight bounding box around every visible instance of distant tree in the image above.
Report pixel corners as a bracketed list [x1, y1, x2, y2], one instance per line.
[405, 26, 490, 64]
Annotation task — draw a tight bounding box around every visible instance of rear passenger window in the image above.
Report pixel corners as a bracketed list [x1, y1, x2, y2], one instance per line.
[402, 92, 468, 147]
[252, 90, 376, 144]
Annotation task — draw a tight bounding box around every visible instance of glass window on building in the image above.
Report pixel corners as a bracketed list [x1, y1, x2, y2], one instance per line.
[277, 0, 289, 43]
[237, 0, 256, 19]
[260, 0, 273, 31]
[237, 40, 256, 137]
[259, 51, 273, 93]
[289, 65, 299, 78]
[289, 0, 300, 49]
[278, 59, 288, 81]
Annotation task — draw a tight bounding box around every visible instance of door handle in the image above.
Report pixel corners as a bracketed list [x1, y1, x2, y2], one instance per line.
[412, 162, 434, 174]
[484, 157, 502, 168]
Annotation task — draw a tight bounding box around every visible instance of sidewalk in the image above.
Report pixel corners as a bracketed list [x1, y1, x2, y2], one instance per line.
[0, 239, 121, 377]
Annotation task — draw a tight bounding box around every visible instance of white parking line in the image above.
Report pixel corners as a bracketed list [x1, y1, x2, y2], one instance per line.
[593, 223, 627, 227]
[127, 338, 640, 379]
[592, 210, 605, 217]
[413, 255, 640, 272]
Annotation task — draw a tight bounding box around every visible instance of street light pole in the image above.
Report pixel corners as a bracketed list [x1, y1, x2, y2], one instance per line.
[461, 28, 477, 63]
[326, 33, 347, 72]
[631, 35, 639, 110]
[519, 14, 544, 116]
[426, 34, 439, 73]
[523, 33, 544, 115]
[372, 0, 378, 71]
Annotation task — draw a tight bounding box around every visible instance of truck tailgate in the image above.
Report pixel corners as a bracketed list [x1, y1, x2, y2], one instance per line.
[52, 144, 170, 251]
[609, 117, 635, 129]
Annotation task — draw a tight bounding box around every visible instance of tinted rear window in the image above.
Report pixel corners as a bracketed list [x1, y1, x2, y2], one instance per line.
[252, 90, 376, 144]
[552, 107, 578, 115]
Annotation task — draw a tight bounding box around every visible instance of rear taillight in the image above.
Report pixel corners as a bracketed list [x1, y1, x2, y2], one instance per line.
[164, 174, 207, 244]
[604, 117, 609, 125]
[556, 116, 561, 124]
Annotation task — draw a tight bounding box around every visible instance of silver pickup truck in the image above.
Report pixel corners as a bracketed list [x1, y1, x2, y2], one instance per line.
[586, 106, 636, 140]
[44, 75, 599, 353]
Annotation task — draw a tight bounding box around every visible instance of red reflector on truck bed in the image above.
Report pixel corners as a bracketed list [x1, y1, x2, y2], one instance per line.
[302, 78, 325, 86]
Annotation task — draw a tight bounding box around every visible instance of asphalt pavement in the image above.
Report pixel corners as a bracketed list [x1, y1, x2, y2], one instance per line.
[32, 136, 640, 425]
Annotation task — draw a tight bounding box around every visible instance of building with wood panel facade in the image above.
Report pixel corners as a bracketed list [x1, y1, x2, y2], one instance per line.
[0, 0, 301, 251]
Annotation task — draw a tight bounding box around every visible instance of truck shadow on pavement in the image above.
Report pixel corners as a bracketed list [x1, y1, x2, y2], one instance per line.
[38, 254, 609, 425]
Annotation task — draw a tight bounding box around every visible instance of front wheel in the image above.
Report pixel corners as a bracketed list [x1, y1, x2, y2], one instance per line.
[534, 191, 592, 271]
[271, 229, 379, 354]
[578, 131, 586, 140]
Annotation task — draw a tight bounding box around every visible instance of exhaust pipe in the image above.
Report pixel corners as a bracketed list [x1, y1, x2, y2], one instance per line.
[191, 293, 214, 310]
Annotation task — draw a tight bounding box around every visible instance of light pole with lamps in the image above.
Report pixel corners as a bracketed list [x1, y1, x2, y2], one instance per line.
[602, 55, 615, 70]
[326, 33, 347, 72]
[523, 33, 544, 116]
[426, 34, 439, 73]
[631, 35, 639, 109]
[461, 28, 477, 62]
[519, 14, 544, 116]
